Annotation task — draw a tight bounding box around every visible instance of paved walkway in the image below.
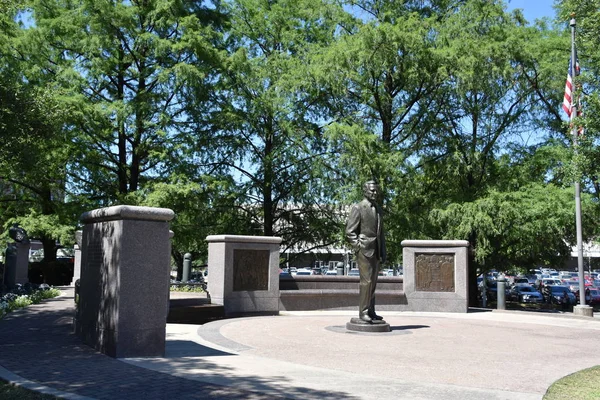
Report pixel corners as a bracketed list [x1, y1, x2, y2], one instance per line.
[1, 287, 600, 400]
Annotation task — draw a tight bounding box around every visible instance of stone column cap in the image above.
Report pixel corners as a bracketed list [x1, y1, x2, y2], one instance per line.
[401, 239, 469, 248]
[206, 235, 282, 244]
[80, 205, 175, 223]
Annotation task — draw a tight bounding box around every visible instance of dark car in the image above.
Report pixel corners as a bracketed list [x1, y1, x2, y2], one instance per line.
[548, 285, 576, 305]
[509, 285, 544, 303]
[588, 288, 600, 306]
[479, 279, 504, 301]
[279, 269, 292, 278]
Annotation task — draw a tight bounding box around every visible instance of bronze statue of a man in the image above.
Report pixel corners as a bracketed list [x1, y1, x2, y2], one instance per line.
[345, 180, 386, 323]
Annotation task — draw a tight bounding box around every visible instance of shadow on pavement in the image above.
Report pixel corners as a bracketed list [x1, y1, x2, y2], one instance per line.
[390, 324, 429, 331]
[0, 290, 361, 400]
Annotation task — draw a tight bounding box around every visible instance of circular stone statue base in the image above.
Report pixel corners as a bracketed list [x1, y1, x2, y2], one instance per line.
[346, 318, 391, 333]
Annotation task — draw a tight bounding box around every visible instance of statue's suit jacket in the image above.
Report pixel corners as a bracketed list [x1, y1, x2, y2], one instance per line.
[345, 199, 386, 262]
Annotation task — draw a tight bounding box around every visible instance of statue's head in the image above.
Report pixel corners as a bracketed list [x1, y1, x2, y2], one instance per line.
[8, 224, 28, 243]
[362, 180, 379, 204]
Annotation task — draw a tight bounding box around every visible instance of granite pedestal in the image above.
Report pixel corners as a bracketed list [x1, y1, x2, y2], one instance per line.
[4, 241, 30, 288]
[75, 205, 174, 358]
[206, 235, 281, 316]
[402, 240, 470, 313]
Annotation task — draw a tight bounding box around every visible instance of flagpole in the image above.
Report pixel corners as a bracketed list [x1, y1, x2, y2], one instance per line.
[570, 16, 591, 314]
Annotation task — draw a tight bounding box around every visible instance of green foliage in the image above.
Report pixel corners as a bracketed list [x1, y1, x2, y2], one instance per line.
[21, 0, 224, 200]
[0, 379, 59, 400]
[170, 284, 205, 293]
[10, 295, 32, 310]
[136, 176, 255, 273]
[1, 0, 598, 277]
[555, 0, 600, 201]
[431, 184, 585, 271]
[1, 210, 74, 246]
[196, 0, 346, 254]
[29, 288, 61, 303]
[0, 288, 61, 319]
[0, 71, 80, 253]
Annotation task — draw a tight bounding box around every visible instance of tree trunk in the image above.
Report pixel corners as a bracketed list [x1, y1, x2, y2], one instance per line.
[263, 118, 274, 237]
[41, 236, 57, 263]
[117, 46, 129, 194]
[172, 250, 183, 281]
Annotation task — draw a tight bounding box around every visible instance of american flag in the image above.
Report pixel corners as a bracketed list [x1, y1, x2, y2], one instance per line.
[562, 56, 580, 118]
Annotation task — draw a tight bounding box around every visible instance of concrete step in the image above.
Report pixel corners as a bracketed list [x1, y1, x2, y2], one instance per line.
[168, 291, 224, 324]
[167, 303, 225, 325]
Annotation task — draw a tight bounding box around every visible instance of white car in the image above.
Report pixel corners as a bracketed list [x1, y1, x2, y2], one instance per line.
[348, 269, 360, 277]
[295, 268, 313, 276]
[542, 278, 562, 286]
[324, 270, 339, 276]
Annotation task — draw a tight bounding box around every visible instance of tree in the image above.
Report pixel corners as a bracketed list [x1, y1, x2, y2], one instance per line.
[0, 2, 80, 260]
[418, 1, 580, 304]
[554, 1, 600, 202]
[432, 184, 587, 272]
[195, 0, 345, 257]
[22, 0, 224, 202]
[312, 0, 450, 263]
[137, 176, 258, 279]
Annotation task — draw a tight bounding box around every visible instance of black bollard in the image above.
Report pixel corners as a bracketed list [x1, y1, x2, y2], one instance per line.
[182, 253, 192, 283]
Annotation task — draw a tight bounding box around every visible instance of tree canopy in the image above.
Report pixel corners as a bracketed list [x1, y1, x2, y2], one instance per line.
[1, 0, 598, 286]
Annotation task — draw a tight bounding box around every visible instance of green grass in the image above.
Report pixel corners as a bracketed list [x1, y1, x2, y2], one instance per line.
[0, 380, 58, 399]
[544, 366, 600, 400]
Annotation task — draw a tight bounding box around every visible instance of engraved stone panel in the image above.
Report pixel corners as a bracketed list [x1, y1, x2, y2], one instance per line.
[415, 253, 455, 292]
[233, 249, 270, 291]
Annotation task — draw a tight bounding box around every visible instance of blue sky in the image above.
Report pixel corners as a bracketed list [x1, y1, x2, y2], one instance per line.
[506, 0, 557, 23]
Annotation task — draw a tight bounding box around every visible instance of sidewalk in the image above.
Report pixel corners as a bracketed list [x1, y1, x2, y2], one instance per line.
[1, 287, 600, 400]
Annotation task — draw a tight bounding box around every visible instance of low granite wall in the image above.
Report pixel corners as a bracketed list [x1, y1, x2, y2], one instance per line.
[279, 275, 406, 311]
[280, 239, 469, 313]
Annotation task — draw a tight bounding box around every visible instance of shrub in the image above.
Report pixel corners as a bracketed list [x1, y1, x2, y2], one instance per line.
[0, 286, 61, 319]
[170, 284, 205, 293]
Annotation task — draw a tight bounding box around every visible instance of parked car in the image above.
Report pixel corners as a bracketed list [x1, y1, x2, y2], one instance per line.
[29, 248, 75, 263]
[542, 278, 562, 286]
[279, 269, 292, 278]
[509, 285, 544, 303]
[324, 270, 338, 276]
[295, 268, 313, 276]
[564, 279, 578, 288]
[348, 269, 360, 277]
[588, 288, 600, 306]
[480, 281, 507, 302]
[548, 285, 577, 305]
[512, 277, 532, 287]
[574, 287, 593, 303]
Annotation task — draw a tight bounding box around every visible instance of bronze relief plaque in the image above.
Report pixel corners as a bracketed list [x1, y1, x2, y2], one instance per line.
[415, 253, 455, 292]
[233, 249, 270, 291]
